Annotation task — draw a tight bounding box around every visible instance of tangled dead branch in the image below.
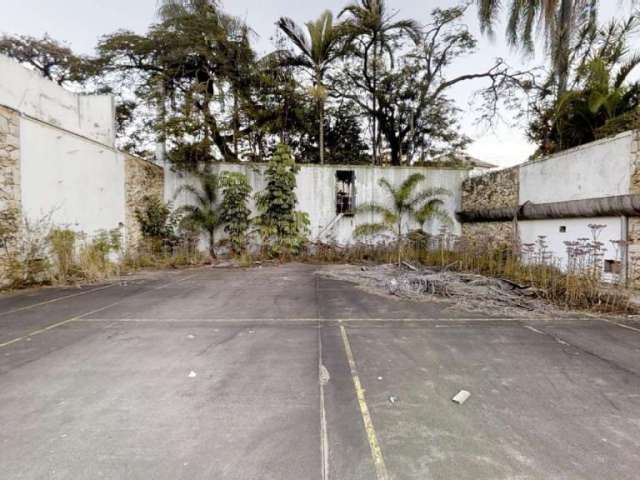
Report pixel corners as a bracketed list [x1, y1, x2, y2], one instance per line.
[322, 264, 555, 317]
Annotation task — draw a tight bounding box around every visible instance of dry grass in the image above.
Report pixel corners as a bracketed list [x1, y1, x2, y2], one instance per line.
[300, 240, 635, 315]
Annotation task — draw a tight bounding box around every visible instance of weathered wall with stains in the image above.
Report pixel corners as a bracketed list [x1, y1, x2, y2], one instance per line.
[19, 117, 126, 235]
[627, 131, 640, 285]
[166, 163, 468, 245]
[0, 106, 20, 215]
[0, 55, 115, 147]
[0, 106, 21, 278]
[125, 155, 165, 249]
[460, 131, 638, 284]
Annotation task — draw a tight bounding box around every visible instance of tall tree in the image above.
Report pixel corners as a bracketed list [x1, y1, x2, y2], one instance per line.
[0, 34, 99, 87]
[98, 0, 255, 168]
[336, 6, 534, 165]
[339, 0, 420, 164]
[475, 0, 638, 94]
[276, 11, 347, 164]
[528, 13, 640, 153]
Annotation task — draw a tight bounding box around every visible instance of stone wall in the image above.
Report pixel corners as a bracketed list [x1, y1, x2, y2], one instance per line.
[460, 167, 519, 246]
[124, 155, 164, 250]
[461, 167, 519, 211]
[0, 106, 20, 214]
[461, 222, 517, 248]
[628, 131, 640, 286]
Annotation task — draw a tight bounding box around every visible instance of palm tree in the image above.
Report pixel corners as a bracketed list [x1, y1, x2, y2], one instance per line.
[340, 0, 420, 165]
[553, 56, 640, 149]
[354, 173, 451, 265]
[176, 172, 224, 259]
[476, 0, 600, 94]
[277, 11, 346, 164]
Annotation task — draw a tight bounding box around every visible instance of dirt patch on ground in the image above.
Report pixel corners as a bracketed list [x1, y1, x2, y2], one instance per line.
[319, 264, 568, 318]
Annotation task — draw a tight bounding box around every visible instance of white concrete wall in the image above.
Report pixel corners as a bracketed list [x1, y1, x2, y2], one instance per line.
[20, 118, 125, 235]
[519, 132, 634, 203]
[514, 133, 635, 280]
[165, 163, 467, 245]
[519, 217, 624, 282]
[0, 55, 115, 147]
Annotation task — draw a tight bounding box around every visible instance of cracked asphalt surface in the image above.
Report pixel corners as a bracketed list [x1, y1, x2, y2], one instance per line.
[1, 263, 640, 479]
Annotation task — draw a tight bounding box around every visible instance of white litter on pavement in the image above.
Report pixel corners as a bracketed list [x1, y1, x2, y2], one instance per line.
[452, 390, 471, 405]
[188, 371, 197, 378]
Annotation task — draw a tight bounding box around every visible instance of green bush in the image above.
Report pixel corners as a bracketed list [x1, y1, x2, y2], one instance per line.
[255, 144, 309, 257]
[221, 171, 252, 255]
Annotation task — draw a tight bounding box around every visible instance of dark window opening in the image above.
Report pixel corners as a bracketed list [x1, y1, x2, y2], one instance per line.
[336, 170, 355, 215]
[604, 259, 622, 275]
[559, 226, 567, 233]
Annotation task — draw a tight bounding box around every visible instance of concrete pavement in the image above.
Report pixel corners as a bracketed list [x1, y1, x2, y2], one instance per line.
[1, 263, 639, 479]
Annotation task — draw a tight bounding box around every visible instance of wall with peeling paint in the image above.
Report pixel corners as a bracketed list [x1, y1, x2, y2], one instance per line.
[166, 163, 467, 245]
[0, 55, 115, 147]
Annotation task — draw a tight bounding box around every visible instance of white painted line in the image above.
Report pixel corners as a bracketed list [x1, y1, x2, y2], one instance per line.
[602, 318, 640, 334]
[318, 328, 329, 480]
[75, 317, 542, 324]
[524, 325, 546, 335]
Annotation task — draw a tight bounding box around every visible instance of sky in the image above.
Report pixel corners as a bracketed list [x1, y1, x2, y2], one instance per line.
[1, 0, 634, 167]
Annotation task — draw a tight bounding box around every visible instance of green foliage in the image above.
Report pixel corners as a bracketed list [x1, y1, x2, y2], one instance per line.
[256, 144, 309, 256]
[528, 13, 640, 154]
[354, 173, 451, 264]
[135, 196, 175, 241]
[277, 11, 348, 164]
[220, 171, 253, 254]
[0, 34, 101, 87]
[176, 172, 224, 258]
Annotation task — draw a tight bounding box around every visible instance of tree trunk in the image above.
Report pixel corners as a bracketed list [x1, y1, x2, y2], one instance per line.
[208, 230, 217, 260]
[555, 0, 573, 96]
[319, 97, 325, 165]
[397, 220, 402, 266]
[233, 89, 239, 157]
[372, 38, 378, 166]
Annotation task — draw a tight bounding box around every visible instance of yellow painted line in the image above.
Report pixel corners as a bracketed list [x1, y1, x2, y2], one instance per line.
[0, 283, 117, 317]
[340, 324, 390, 480]
[0, 271, 204, 349]
[0, 303, 114, 348]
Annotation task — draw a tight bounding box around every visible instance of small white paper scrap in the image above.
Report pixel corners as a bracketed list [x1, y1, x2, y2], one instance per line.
[452, 390, 471, 405]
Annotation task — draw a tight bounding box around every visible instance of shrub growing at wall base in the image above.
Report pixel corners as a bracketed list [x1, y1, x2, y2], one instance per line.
[49, 228, 77, 283]
[220, 171, 252, 255]
[256, 144, 310, 257]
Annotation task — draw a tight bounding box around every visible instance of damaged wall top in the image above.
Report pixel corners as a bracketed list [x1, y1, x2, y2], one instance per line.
[0, 55, 115, 148]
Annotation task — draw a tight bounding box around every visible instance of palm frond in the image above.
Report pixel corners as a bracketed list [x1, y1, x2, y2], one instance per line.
[407, 187, 451, 208]
[277, 16, 312, 59]
[396, 173, 425, 204]
[415, 199, 452, 226]
[476, 0, 502, 36]
[615, 52, 640, 88]
[354, 222, 391, 238]
[354, 202, 397, 225]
